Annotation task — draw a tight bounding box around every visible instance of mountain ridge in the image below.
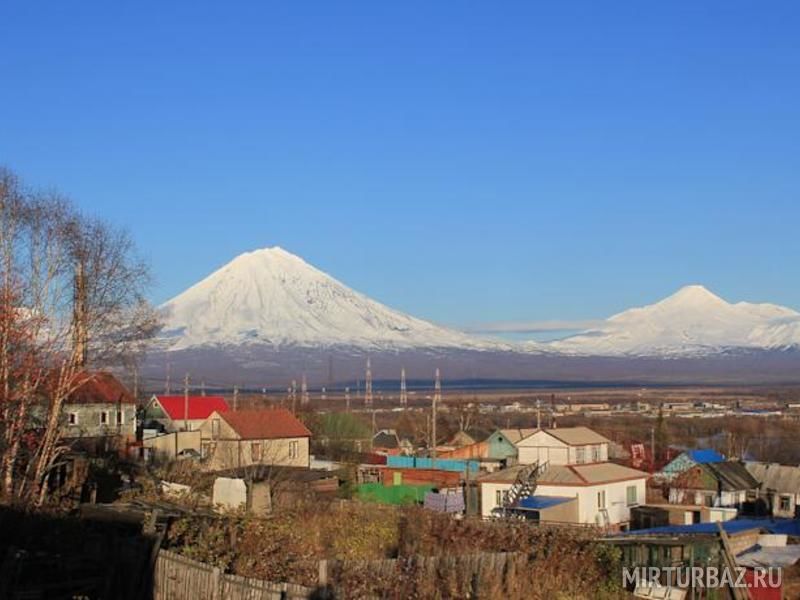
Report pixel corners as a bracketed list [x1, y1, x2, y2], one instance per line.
[156, 248, 800, 359]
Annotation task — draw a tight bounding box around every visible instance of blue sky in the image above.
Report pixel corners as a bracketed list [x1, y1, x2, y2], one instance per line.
[1, 2, 799, 333]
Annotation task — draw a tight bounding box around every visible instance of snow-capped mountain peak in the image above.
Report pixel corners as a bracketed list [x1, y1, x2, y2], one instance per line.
[549, 285, 800, 357]
[158, 247, 501, 351]
[653, 284, 726, 308]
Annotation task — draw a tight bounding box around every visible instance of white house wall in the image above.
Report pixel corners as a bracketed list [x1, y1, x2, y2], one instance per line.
[516, 431, 609, 466]
[480, 478, 646, 525]
[517, 431, 569, 465]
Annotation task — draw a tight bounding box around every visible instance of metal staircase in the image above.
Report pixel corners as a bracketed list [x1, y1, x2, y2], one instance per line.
[502, 461, 549, 517]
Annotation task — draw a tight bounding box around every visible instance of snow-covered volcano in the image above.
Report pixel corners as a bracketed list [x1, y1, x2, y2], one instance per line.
[547, 285, 800, 357]
[158, 247, 502, 351]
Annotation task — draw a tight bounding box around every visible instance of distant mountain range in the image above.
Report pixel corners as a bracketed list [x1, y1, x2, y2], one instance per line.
[540, 284, 800, 357]
[144, 247, 800, 385]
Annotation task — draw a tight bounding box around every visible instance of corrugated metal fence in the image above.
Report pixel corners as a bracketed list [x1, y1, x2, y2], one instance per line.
[154, 550, 313, 600]
[386, 456, 479, 472]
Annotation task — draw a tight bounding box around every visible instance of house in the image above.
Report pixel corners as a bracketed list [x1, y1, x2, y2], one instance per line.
[448, 431, 476, 448]
[668, 461, 759, 509]
[373, 429, 401, 454]
[61, 372, 137, 442]
[516, 427, 611, 466]
[630, 503, 738, 529]
[606, 523, 788, 598]
[198, 408, 312, 471]
[745, 462, 800, 517]
[657, 448, 724, 481]
[478, 462, 649, 527]
[485, 428, 537, 460]
[566, 402, 611, 414]
[143, 394, 230, 432]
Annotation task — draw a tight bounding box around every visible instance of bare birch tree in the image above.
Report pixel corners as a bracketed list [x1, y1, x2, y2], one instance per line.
[0, 167, 157, 506]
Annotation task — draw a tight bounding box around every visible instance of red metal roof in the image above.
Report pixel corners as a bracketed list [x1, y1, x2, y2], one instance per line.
[66, 372, 135, 405]
[218, 408, 311, 440]
[154, 395, 230, 420]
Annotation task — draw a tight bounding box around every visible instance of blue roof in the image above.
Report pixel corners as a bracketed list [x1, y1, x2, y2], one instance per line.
[621, 518, 800, 537]
[686, 449, 724, 464]
[518, 496, 575, 510]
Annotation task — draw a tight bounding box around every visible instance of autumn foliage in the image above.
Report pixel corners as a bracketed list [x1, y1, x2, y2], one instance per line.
[164, 504, 624, 599]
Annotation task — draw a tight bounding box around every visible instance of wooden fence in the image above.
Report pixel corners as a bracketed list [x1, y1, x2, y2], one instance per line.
[155, 549, 314, 600]
[154, 548, 532, 599]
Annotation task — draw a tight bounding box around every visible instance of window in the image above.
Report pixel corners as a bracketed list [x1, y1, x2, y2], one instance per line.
[100, 411, 109, 425]
[704, 494, 715, 507]
[116, 411, 124, 425]
[575, 447, 586, 464]
[591, 445, 601, 462]
[597, 490, 606, 509]
[780, 496, 792, 512]
[68, 412, 78, 425]
[211, 419, 220, 438]
[201, 442, 217, 459]
[626, 485, 638, 506]
[289, 440, 299, 459]
[251, 443, 262, 462]
[495, 490, 509, 506]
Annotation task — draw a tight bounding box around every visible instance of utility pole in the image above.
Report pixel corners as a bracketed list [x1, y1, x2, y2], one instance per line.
[183, 373, 190, 432]
[201, 380, 206, 397]
[365, 358, 373, 408]
[536, 398, 541, 430]
[650, 427, 656, 472]
[133, 367, 139, 403]
[400, 367, 408, 408]
[432, 368, 441, 468]
[165, 362, 171, 395]
[301, 374, 309, 406]
[233, 385, 239, 411]
[345, 387, 351, 412]
[291, 380, 297, 413]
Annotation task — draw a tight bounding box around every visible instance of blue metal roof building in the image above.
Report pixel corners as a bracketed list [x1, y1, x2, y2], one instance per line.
[685, 449, 725, 464]
[620, 517, 800, 537]
[659, 448, 724, 480]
